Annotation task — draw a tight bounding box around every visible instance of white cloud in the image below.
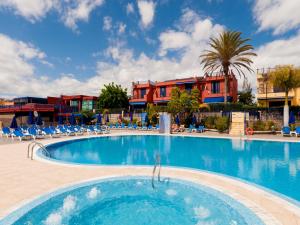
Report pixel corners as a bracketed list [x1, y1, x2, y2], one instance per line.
[118, 22, 126, 34]
[159, 9, 224, 56]
[0, 0, 104, 32]
[126, 2, 134, 14]
[254, 31, 300, 68]
[253, 0, 300, 34]
[103, 16, 112, 30]
[159, 31, 191, 56]
[62, 0, 105, 31]
[137, 0, 156, 28]
[0, 0, 57, 22]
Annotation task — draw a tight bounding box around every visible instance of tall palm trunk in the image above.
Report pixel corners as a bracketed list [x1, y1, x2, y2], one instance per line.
[223, 66, 229, 104]
[285, 89, 289, 106]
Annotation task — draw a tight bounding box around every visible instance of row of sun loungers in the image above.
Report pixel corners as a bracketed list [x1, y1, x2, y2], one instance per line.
[108, 123, 160, 131]
[0, 125, 110, 141]
[281, 126, 300, 137]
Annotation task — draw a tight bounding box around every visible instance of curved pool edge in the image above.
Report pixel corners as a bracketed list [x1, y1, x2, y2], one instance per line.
[18, 132, 300, 224]
[0, 166, 293, 225]
[34, 133, 300, 209]
[0, 175, 269, 225]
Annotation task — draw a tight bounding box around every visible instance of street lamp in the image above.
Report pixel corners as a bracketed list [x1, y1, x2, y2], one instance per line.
[262, 69, 269, 120]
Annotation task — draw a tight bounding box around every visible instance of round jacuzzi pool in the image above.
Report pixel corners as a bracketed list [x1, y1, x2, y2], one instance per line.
[1, 177, 264, 225]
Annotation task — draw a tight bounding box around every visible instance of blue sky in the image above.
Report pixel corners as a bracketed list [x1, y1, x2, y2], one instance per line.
[0, 0, 300, 97]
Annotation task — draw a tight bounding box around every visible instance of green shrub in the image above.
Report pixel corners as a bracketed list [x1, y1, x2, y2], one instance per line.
[251, 120, 278, 131]
[215, 116, 229, 133]
[204, 116, 217, 129]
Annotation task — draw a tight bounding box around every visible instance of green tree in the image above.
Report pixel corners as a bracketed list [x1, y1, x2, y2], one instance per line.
[238, 80, 254, 105]
[98, 83, 129, 110]
[167, 87, 182, 115]
[167, 87, 200, 115]
[269, 65, 300, 126]
[200, 30, 256, 103]
[146, 103, 159, 125]
[81, 110, 95, 124]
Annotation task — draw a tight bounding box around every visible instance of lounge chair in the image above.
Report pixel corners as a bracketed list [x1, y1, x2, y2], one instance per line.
[197, 125, 205, 133]
[43, 127, 58, 138]
[57, 125, 73, 136]
[68, 126, 83, 136]
[295, 127, 300, 137]
[1, 127, 11, 138]
[87, 125, 101, 135]
[281, 126, 291, 136]
[187, 125, 196, 133]
[12, 129, 32, 141]
[100, 125, 110, 134]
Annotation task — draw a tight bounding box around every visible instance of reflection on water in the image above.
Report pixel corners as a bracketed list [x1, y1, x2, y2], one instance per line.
[47, 136, 300, 202]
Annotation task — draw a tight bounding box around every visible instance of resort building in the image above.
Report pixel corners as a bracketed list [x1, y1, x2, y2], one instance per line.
[129, 72, 238, 108]
[257, 69, 300, 107]
[0, 95, 98, 126]
[0, 98, 14, 106]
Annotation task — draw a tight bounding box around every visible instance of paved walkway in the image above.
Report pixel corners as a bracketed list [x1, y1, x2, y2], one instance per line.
[0, 131, 300, 224]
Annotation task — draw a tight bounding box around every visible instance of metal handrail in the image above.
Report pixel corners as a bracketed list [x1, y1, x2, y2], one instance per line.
[152, 154, 161, 189]
[27, 141, 50, 160]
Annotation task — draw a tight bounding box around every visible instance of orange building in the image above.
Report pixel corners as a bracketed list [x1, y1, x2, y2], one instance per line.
[129, 72, 238, 108]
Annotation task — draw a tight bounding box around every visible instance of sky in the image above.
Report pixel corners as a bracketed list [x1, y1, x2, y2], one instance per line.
[0, 0, 300, 98]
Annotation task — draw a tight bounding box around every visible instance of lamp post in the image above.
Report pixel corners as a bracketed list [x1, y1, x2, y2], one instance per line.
[262, 70, 269, 120]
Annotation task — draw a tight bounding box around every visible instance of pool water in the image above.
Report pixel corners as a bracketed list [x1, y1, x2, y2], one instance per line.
[1, 177, 264, 225]
[43, 135, 300, 203]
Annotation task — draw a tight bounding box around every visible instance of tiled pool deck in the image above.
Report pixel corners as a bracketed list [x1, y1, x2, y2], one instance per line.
[1, 131, 300, 224]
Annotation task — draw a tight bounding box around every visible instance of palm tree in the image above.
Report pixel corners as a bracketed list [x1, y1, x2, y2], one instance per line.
[200, 30, 256, 103]
[269, 65, 300, 126]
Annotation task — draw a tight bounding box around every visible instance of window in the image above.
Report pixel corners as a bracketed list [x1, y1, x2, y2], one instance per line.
[211, 81, 220, 94]
[140, 88, 146, 98]
[70, 100, 78, 107]
[82, 100, 94, 110]
[273, 86, 285, 93]
[160, 86, 166, 97]
[185, 83, 193, 93]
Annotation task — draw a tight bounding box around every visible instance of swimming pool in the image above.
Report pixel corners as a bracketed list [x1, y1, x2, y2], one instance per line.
[41, 135, 300, 203]
[1, 177, 264, 225]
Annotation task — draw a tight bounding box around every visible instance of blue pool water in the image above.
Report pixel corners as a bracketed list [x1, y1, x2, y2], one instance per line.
[1, 177, 264, 225]
[43, 135, 300, 203]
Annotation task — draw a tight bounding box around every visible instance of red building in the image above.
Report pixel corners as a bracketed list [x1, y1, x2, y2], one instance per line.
[0, 95, 98, 126]
[129, 72, 238, 107]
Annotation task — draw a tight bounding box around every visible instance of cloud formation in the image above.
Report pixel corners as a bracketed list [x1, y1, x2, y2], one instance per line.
[2, 6, 300, 98]
[253, 0, 300, 34]
[137, 0, 156, 28]
[0, 0, 104, 31]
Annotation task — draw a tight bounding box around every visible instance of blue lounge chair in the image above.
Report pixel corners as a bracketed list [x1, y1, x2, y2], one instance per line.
[87, 125, 101, 135]
[281, 126, 291, 136]
[295, 127, 300, 137]
[1, 127, 11, 138]
[67, 126, 83, 136]
[100, 125, 110, 134]
[57, 125, 70, 136]
[188, 125, 196, 133]
[197, 125, 205, 133]
[12, 129, 32, 141]
[43, 127, 58, 138]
